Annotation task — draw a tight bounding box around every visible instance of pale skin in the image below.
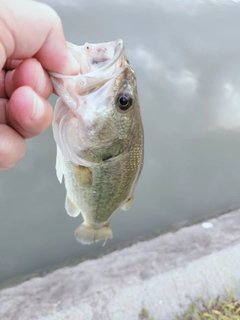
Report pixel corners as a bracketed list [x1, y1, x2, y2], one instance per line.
[0, 0, 80, 170]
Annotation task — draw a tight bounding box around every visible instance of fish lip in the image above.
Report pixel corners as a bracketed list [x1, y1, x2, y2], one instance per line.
[94, 39, 124, 73]
[49, 39, 125, 79]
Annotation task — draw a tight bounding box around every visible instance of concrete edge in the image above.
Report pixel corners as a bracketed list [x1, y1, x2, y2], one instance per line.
[1, 209, 240, 320]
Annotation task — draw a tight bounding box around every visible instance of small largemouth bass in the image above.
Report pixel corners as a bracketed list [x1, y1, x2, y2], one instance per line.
[50, 39, 144, 244]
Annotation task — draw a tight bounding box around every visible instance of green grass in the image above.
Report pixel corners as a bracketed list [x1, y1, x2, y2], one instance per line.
[139, 288, 240, 320]
[175, 288, 240, 320]
[139, 307, 154, 320]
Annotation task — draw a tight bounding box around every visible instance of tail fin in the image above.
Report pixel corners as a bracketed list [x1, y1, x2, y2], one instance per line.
[75, 223, 113, 245]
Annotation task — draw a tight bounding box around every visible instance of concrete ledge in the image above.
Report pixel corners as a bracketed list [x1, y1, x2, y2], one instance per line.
[1, 209, 240, 320]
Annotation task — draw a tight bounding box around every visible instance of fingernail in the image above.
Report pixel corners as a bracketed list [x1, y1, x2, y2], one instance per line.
[31, 93, 45, 121]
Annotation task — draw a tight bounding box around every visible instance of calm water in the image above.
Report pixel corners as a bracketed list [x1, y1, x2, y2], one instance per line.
[1, 0, 240, 285]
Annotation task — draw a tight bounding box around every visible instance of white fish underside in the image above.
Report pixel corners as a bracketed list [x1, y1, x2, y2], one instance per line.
[50, 39, 144, 244]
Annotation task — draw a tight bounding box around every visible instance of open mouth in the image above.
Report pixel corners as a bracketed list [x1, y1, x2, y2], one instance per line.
[49, 39, 125, 80]
[82, 39, 124, 75]
[49, 39, 126, 98]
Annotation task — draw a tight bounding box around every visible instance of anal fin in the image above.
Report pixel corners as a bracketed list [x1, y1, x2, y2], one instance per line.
[65, 196, 80, 217]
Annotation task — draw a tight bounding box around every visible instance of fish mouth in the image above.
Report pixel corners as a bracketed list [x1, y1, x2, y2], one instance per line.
[85, 39, 124, 75]
[49, 39, 125, 79]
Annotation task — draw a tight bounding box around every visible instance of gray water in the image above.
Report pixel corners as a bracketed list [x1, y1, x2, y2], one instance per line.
[1, 0, 240, 285]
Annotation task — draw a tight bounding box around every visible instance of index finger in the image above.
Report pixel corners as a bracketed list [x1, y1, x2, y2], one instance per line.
[0, 0, 80, 75]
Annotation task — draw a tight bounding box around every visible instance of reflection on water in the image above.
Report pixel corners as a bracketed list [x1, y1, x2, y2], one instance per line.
[1, 0, 240, 285]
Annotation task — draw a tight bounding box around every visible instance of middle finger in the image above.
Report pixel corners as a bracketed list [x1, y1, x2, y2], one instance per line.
[4, 58, 53, 99]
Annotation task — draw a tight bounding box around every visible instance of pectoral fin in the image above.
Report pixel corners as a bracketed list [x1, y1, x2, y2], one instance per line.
[121, 197, 134, 211]
[73, 165, 92, 187]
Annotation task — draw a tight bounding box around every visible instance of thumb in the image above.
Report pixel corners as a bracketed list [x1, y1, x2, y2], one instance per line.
[0, 0, 80, 75]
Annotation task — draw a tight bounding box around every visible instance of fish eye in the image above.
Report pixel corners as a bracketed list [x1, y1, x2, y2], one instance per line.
[117, 93, 133, 111]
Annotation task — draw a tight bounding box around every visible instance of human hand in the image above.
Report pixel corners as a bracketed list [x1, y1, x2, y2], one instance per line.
[0, 0, 80, 171]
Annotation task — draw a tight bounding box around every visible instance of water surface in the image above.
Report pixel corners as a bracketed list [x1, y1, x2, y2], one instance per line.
[1, 0, 240, 285]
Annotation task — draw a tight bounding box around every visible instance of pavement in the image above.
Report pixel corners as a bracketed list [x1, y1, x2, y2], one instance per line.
[1, 209, 240, 320]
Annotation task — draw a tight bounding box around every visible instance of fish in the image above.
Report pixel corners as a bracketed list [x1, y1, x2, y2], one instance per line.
[50, 39, 144, 245]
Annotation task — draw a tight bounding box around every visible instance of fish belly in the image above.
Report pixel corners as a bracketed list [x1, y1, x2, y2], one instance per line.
[60, 145, 142, 225]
